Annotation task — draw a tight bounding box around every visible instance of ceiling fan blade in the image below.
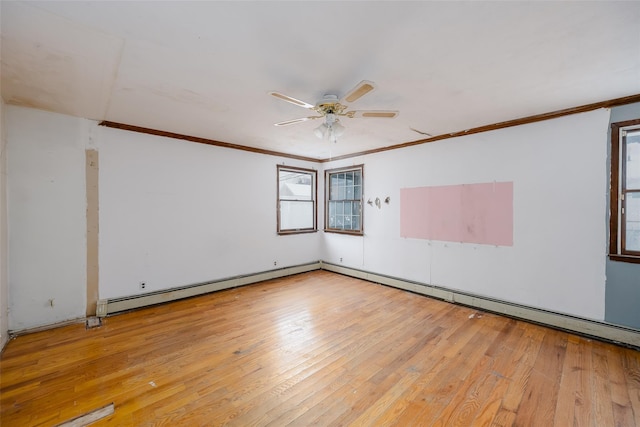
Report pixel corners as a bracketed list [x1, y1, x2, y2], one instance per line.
[341, 80, 376, 103]
[269, 92, 315, 109]
[274, 116, 321, 126]
[348, 110, 399, 119]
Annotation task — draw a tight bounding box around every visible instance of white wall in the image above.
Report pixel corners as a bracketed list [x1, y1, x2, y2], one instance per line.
[4, 106, 322, 330]
[324, 109, 611, 321]
[4, 104, 611, 331]
[97, 126, 321, 299]
[7, 106, 88, 331]
[0, 98, 8, 349]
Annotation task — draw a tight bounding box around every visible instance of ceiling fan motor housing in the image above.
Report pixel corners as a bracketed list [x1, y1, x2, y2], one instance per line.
[316, 95, 346, 115]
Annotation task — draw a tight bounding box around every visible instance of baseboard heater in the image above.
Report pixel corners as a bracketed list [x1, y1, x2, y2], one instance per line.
[96, 262, 321, 317]
[321, 262, 640, 349]
[96, 260, 640, 349]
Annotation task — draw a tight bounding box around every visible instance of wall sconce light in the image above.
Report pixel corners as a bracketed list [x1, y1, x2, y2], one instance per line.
[367, 199, 373, 206]
[375, 197, 381, 208]
[385, 196, 390, 204]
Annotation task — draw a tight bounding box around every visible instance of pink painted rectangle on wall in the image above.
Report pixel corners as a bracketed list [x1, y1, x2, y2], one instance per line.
[400, 182, 513, 246]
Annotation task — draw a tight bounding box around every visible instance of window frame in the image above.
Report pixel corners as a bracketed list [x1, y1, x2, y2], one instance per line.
[277, 165, 318, 235]
[324, 165, 364, 236]
[609, 118, 640, 263]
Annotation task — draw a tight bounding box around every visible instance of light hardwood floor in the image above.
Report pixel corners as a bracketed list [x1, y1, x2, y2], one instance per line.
[1, 270, 639, 426]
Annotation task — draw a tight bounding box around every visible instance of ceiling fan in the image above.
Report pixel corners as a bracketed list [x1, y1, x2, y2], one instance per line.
[269, 80, 398, 143]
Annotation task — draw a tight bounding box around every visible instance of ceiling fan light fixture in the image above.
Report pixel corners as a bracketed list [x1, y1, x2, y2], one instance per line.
[315, 116, 345, 142]
[314, 123, 328, 138]
[332, 120, 345, 137]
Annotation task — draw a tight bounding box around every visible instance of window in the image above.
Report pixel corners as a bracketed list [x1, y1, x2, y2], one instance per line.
[325, 165, 364, 235]
[277, 165, 317, 234]
[610, 119, 640, 261]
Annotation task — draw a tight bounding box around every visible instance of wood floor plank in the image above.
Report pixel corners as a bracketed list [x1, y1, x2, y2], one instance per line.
[261, 300, 447, 426]
[553, 335, 582, 426]
[608, 343, 636, 427]
[497, 322, 546, 416]
[623, 348, 640, 425]
[512, 329, 568, 426]
[1, 270, 639, 426]
[574, 336, 595, 427]
[591, 340, 616, 426]
[471, 320, 527, 425]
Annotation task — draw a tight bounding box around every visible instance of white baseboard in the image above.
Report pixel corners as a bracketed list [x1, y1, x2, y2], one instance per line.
[320, 262, 640, 348]
[97, 262, 321, 317]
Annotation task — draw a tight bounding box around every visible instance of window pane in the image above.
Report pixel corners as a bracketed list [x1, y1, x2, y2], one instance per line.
[344, 214, 352, 230]
[331, 174, 339, 186]
[625, 192, 640, 252]
[626, 130, 640, 190]
[336, 201, 345, 229]
[354, 184, 361, 199]
[344, 202, 352, 216]
[346, 172, 354, 187]
[278, 166, 316, 234]
[346, 183, 354, 199]
[352, 214, 360, 230]
[330, 174, 339, 198]
[325, 167, 363, 233]
[351, 201, 361, 231]
[279, 170, 312, 201]
[280, 201, 314, 230]
[328, 201, 336, 228]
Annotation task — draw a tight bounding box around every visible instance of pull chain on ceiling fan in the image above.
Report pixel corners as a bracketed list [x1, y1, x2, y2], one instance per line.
[269, 80, 398, 143]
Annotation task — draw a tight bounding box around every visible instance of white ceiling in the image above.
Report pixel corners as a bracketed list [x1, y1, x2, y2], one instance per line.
[2, 1, 640, 160]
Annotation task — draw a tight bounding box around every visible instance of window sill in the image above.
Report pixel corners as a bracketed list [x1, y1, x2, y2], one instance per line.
[609, 254, 640, 264]
[277, 230, 318, 236]
[324, 229, 364, 236]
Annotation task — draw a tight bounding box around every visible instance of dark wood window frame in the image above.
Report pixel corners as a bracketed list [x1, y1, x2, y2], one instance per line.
[609, 118, 640, 264]
[324, 165, 364, 236]
[277, 165, 318, 235]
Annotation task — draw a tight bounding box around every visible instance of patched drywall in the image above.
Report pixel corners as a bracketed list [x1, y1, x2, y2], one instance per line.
[85, 149, 99, 316]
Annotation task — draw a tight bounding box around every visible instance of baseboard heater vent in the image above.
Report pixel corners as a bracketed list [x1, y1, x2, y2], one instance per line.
[96, 262, 321, 317]
[320, 262, 640, 349]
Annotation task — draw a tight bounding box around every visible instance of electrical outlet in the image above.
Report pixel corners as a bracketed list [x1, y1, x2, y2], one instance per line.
[340, 257, 343, 263]
[273, 261, 277, 266]
[140, 282, 146, 290]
